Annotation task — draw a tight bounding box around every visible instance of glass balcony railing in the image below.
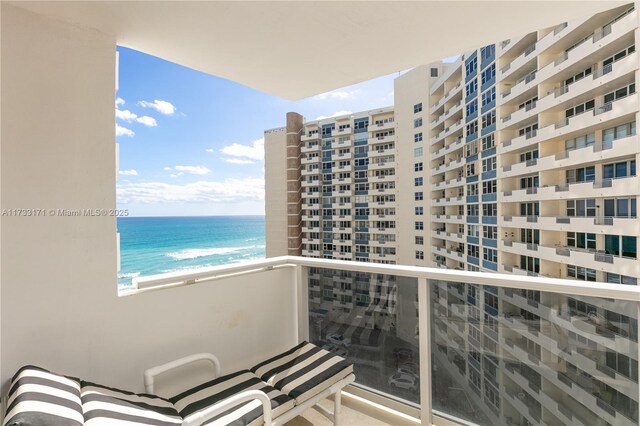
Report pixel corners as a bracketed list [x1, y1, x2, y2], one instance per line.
[131, 256, 640, 425]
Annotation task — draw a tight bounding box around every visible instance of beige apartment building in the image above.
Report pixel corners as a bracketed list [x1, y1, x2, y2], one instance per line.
[266, 3, 640, 425]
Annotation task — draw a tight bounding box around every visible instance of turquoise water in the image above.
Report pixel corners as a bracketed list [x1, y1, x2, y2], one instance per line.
[117, 216, 265, 288]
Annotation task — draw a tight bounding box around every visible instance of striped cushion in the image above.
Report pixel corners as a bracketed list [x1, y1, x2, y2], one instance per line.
[251, 341, 353, 404]
[170, 370, 294, 426]
[80, 381, 182, 426]
[4, 365, 84, 426]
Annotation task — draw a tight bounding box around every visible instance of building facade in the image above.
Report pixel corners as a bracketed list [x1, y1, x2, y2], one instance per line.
[265, 3, 640, 425]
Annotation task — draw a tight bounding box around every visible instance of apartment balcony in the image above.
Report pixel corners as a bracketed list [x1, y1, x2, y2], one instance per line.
[432, 136, 464, 161]
[431, 100, 463, 129]
[331, 151, 351, 161]
[368, 147, 396, 158]
[431, 176, 463, 191]
[431, 119, 463, 145]
[433, 230, 465, 244]
[335, 137, 353, 148]
[500, 42, 537, 81]
[431, 214, 464, 224]
[369, 120, 395, 132]
[301, 167, 321, 176]
[497, 33, 526, 57]
[529, 51, 638, 121]
[500, 69, 537, 104]
[332, 127, 352, 137]
[502, 175, 639, 203]
[301, 155, 321, 165]
[500, 134, 639, 178]
[301, 133, 321, 142]
[430, 56, 463, 94]
[499, 215, 640, 235]
[535, 8, 638, 86]
[368, 134, 395, 144]
[430, 80, 463, 114]
[369, 161, 396, 171]
[431, 157, 464, 175]
[431, 196, 463, 207]
[301, 143, 321, 153]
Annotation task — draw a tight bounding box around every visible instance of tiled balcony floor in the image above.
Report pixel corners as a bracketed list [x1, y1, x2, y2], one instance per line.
[285, 396, 418, 426]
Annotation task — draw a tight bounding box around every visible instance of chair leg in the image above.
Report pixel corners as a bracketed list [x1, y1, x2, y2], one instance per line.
[333, 390, 342, 426]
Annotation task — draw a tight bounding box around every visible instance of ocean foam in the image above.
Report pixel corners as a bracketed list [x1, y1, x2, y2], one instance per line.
[166, 245, 264, 261]
[118, 272, 141, 279]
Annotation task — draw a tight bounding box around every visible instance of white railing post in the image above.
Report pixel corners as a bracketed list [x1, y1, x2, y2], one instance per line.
[295, 265, 309, 343]
[418, 277, 432, 425]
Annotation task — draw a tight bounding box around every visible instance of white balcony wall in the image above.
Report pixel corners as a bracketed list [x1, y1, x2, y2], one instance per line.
[0, 5, 298, 397]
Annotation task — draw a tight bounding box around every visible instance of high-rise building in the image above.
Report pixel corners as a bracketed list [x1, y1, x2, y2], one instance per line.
[266, 3, 639, 424]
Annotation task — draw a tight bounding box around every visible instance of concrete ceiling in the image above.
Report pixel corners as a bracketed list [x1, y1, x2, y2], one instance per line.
[9, 1, 628, 100]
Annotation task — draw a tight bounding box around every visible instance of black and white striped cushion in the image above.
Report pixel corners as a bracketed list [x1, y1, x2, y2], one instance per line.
[4, 365, 84, 426]
[80, 381, 182, 425]
[251, 341, 353, 404]
[170, 370, 294, 426]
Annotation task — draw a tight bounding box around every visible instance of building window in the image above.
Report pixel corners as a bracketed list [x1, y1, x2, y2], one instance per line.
[415, 221, 424, 230]
[605, 272, 637, 285]
[466, 141, 478, 157]
[415, 191, 423, 201]
[605, 235, 637, 258]
[567, 232, 596, 250]
[466, 163, 476, 177]
[603, 197, 637, 217]
[416, 250, 424, 260]
[480, 64, 495, 85]
[565, 99, 595, 118]
[414, 132, 423, 143]
[566, 166, 595, 183]
[565, 66, 593, 86]
[466, 100, 478, 116]
[603, 83, 636, 105]
[465, 56, 477, 76]
[466, 79, 478, 97]
[414, 147, 423, 157]
[467, 204, 479, 216]
[482, 203, 497, 216]
[519, 149, 539, 162]
[414, 177, 423, 186]
[467, 224, 480, 237]
[483, 226, 497, 239]
[518, 123, 538, 137]
[414, 118, 423, 128]
[482, 180, 497, 194]
[481, 87, 496, 107]
[566, 199, 597, 217]
[483, 248, 497, 263]
[415, 236, 424, 245]
[414, 162, 423, 172]
[413, 103, 423, 113]
[567, 265, 596, 281]
[603, 122, 636, 148]
[466, 120, 478, 136]
[520, 202, 539, 217]
[481, 110, 496, 128]
[467, 244, 479, 258]
[480, 45, 495, 62]
[520, 175, 539, 189]
[415, 207, 424, 215]
[467, 183, 478, 196]
[482, 157, 496, 172]
[603, 160, 636, 179]
[520, 256, 540, 273]
[431, 68, 439, 77]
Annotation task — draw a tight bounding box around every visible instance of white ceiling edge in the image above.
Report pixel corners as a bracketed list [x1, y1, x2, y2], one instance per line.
[6, 1, 631, 100]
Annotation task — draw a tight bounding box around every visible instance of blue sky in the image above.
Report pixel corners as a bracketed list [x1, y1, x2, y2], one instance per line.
[115, 46, 403, 217]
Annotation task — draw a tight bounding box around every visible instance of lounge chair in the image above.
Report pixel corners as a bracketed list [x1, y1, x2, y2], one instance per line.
[3, 341, 355, 426]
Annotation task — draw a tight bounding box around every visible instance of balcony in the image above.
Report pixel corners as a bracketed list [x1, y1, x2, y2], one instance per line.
[368, 134, 395, 145]
[369, 120, 395, 132]
[499, 215, 640, 235]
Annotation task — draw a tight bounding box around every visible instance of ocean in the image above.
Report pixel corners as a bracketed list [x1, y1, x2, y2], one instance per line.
[117, 216, 265, 289]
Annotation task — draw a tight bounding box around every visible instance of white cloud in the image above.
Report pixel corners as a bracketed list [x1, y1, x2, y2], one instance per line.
[136, 115, 158, 127]
[115, 109, 138, 122]
[117, 177, 264, 204]
[313, 89, 359, 101]
[138, 99, 177, 115]
[316, 110, 353, 120]
[220, 138, 264, 161]
[174, 165, 211, 175]
[119, 169, 138, 176]
[115, 97, 125, 107]
[223, 158, 255, 165]
[169, 172, 184, 178]
[116, 124, 135, 137]
[205, 148, 215, 153]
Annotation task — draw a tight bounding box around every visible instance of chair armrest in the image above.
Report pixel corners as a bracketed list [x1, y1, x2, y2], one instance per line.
[181, 389, 272, 426]
[144, 353, 221, 393]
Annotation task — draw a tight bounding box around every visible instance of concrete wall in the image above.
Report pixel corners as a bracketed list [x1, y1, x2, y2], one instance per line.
[265, 127, 289, 257]
[0, 3, 297, 397]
